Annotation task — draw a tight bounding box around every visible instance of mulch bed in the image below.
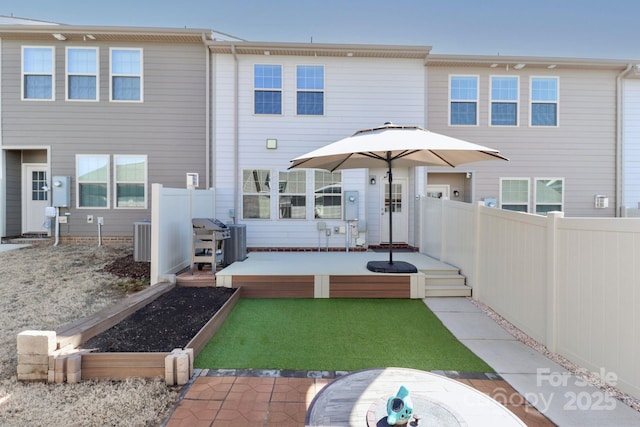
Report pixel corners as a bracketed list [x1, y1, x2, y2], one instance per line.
[82, 286, 236, 352]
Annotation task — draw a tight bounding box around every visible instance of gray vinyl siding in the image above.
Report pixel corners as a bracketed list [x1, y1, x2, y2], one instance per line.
[5, 150, 21, 236]
[426, 65, 618, 217]
[1, 38, 207, 237]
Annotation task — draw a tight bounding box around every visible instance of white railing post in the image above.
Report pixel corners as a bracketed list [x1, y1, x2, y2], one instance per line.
[440, 198, 446, 261]
[546, 211, 563, 352]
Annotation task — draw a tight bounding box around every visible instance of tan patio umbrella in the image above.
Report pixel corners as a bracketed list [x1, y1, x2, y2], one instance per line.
[289, 123, 508, 273]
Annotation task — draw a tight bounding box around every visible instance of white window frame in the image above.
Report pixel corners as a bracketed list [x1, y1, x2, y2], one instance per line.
[253, 64, 283, 115]
[76, 154, 110, 209]
[109, 48, 143, 102]
[21, 46, 55, 101]
[530, 76, 559, 127]
[499, 177, 530, 212]
[449, 74, 479, 126]
[114, 155, 147, 209]
[489, 75, 519, 127]
[314, 170, 342, 220]
[242, 169, 272, 219]
[295, 64, 325, 116]
[66, 47, 99, 102]
[534, 177, 564, 215]
[278, 170, 307, 219]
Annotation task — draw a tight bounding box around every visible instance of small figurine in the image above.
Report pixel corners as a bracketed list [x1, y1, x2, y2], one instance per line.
[386, 385, 413, 425]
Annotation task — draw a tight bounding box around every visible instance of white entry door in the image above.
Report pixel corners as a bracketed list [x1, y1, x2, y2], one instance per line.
[380, 177, 408, 244]
[22, 164, 49, 234]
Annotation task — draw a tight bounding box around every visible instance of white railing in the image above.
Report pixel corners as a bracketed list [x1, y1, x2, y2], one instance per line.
[150, 184, 215, 285]
[423, 198, 640, 400]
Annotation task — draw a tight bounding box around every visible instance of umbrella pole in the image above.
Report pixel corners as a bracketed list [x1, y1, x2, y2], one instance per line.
[386, 153, 393, 265]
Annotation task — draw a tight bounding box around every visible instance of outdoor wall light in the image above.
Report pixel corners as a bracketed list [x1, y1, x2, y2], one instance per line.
[466, 172, 472, 179]
[453, 190, 460, 197]
[369, 176, 376, 185]
[266, 138, 277, 149]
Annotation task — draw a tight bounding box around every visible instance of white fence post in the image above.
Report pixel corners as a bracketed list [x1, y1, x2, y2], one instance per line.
[150, 184, 162, 286]
[472, 201, 484, 300]
[546, 211, 563, 353]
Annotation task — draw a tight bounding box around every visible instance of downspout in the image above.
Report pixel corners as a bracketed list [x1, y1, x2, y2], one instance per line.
[231, 45, 239, 224]
[616, 64, 633, 216]
[202, 33, 211, 189]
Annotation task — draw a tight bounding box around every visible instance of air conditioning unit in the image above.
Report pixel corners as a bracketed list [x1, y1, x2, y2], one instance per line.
[134, 221, 151, 262]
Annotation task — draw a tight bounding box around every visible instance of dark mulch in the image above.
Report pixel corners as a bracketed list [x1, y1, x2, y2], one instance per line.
[82, 286, 236, 352]
[101, 254, 150, 280]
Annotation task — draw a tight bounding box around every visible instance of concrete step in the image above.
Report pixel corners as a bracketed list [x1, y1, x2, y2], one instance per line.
[425, 284, 472, 297]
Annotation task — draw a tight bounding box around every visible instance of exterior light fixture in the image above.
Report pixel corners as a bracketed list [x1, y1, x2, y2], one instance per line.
[513, 63, 526, 70]
[264, 51, 270, 56]
[547, 64, 557, 69]
[490, 63, 498, 68]
[369, 175, 376, 185]
[85, 34, 96, 40]
[52, 33, 66, 41]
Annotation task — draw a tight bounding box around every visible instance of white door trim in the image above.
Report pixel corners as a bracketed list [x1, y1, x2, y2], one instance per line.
[22, 163, 49, 234]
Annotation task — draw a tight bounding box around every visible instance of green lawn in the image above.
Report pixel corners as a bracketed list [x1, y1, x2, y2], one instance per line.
[195, 298, 493, 373]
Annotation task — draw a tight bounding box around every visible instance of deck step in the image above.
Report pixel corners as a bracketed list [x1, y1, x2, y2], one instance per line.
[425, 273, 466, 286]
[425, 284, 472, 297]
[425, 272, 471, 297]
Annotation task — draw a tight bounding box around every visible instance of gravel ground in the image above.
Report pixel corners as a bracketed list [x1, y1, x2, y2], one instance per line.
[470, 298, 640, 413]
[0, 243, 179, 427]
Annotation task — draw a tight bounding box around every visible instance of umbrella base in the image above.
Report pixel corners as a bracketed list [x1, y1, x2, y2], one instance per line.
[366, 261, 418, 274]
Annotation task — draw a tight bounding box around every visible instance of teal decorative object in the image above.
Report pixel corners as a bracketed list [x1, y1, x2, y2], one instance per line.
[386, 385, 413, 425]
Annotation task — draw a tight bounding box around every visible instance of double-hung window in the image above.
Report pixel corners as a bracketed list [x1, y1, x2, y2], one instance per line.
[110, 48, 143, 101]
[296, 65, 324, 115]
[242, 169, 271, 219]
[254, 65, 282, 114]
[531, 77, 558, 126]
[535, 178, 563, 214]
[22, 47, 54, 100]
[278, 170, 306, 219]
[67, 47, 98, 101]
[77, 155, 109, 208]
[450, 75, 478, 125]
[114, 155, 147, 208]
[491, 76, 518, 126]
[500, 178, 530, 212]
[314, 171, 342, 219]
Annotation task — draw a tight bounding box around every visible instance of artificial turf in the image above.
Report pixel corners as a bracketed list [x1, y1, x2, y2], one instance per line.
[194, 298, 494, 373]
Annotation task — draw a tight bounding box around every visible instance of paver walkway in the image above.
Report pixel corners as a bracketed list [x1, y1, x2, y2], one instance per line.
[163, 369, 554, 426]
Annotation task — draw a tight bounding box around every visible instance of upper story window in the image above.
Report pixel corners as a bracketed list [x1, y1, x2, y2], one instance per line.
[67, 47, 98, 101]
[500, 178, 530, 212]
[22, 46, 54, 100]
[110, 48, 143, 102]
[535, 178, 563, 214]
[114, 155, 147, 208]
[449, 75, 478, 125]
[77, 155, 109, 208]
[491, 76, 518, 126]
[296, 65, 324, 115]
[278, 170, 306, 219]
[242, 169, 271, 219]
[531, 77, 558, 126]
[314, 170, 342, 219]
[254, 64, 282, 114]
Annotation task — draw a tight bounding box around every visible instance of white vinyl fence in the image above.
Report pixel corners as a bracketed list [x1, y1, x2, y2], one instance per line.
[423, 198, 640, 400]
[150, 184, 215, 285]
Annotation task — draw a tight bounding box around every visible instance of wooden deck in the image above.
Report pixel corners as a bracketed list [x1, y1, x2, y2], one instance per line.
[177, 251, 470, 298]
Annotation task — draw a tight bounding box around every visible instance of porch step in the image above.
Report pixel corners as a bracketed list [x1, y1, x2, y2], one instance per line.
[425, 273, 472, 297]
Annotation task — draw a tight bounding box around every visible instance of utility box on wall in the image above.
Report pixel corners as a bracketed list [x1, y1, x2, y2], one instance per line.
[52, 176, 71, 207]
[344, 191, 359, 221]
